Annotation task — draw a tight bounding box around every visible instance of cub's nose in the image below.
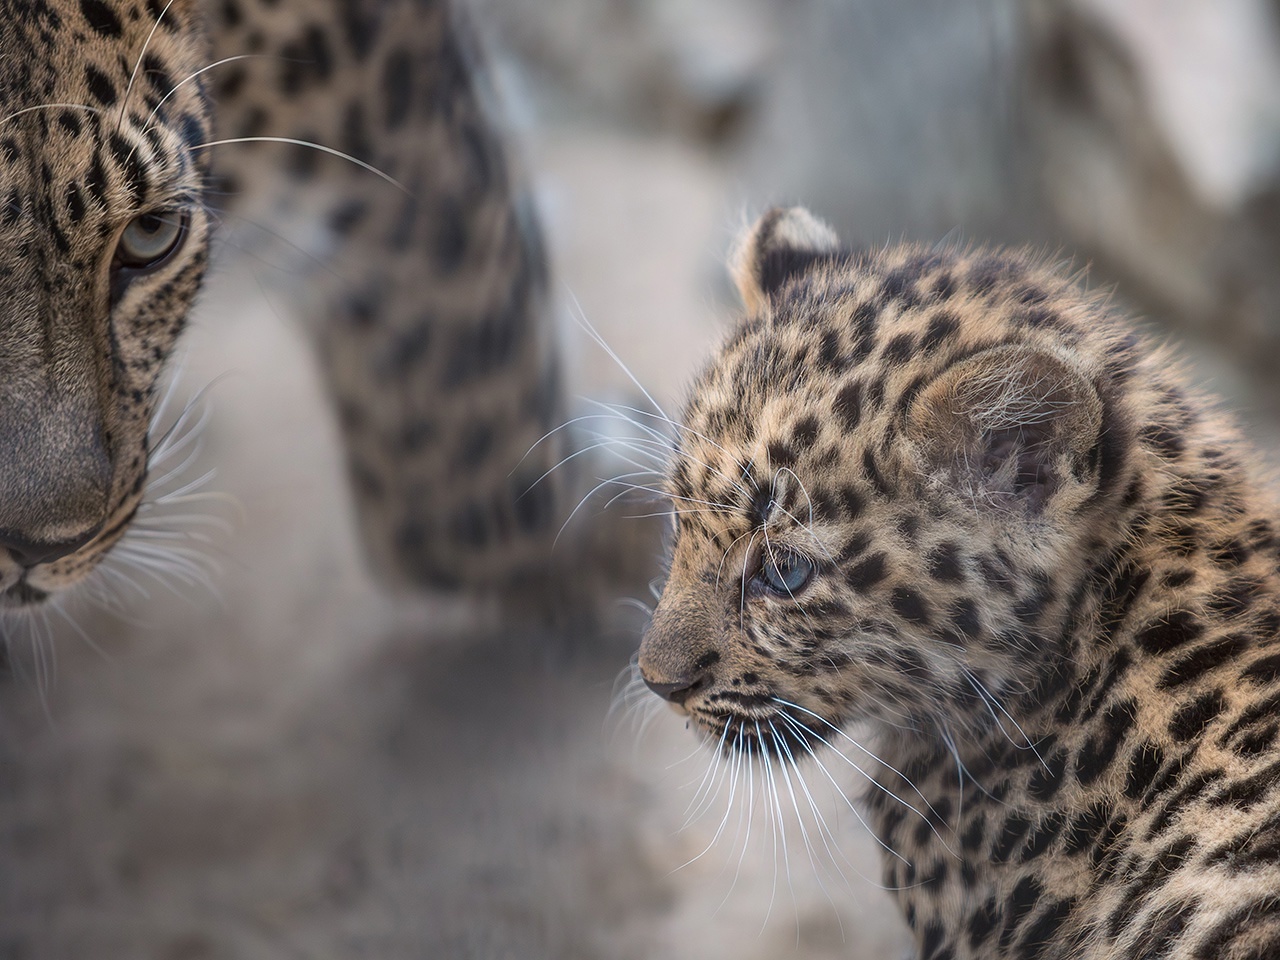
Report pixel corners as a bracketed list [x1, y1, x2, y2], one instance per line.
[643, 674, 706, 705]
[638, 587, 722, 706]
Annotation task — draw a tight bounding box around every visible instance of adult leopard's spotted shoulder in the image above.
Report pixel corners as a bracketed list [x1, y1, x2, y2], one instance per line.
[639, 207, 1280, 959]
[0, 0, 570, 611]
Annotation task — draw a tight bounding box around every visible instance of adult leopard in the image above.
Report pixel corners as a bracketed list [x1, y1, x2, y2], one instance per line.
[638, 207, 1280, 958]
[0, 0, 566, 608]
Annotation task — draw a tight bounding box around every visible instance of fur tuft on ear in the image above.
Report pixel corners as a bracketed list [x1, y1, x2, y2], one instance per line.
[730, 207, 841, 313]
[908, 346, 1104, 514]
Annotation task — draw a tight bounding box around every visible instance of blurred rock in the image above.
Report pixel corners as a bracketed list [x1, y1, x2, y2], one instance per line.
[471, 0, 773, 144]
[736, 0, 1045, 245]
[1027, 0, 1280, 374]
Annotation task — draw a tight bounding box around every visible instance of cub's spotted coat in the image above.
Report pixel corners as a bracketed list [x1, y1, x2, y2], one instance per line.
[639, 208, 1280, 959]
[0, 0, 566, 608]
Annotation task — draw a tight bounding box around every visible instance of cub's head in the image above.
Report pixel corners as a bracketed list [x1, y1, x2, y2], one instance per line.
[0, 0, 212, 605]
[638, 208, 1142, 754]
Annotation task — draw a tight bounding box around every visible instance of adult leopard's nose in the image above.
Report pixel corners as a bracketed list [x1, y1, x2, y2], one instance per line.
[0, 527, 99, 568]
[0, 386, 112, 550]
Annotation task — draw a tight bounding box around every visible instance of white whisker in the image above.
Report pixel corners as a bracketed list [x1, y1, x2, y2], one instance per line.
[962, 668, 1047, 771]
[119, 0, 181, 130]
[0, 102, 104, 128]
[565, 290, 671, 426]
[191, 137, 409, 194]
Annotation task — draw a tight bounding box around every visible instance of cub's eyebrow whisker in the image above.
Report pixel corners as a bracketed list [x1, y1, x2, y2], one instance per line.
[553, 472, 706, 548]
[600, 480, 707, 518]
[583, 433, 674, 468]
[582, 399, 756, 504]
[518, 410, 671, 473]
[518, 434, 649, 494]
[565, 290, 673, 427]
[596, 480, 737, 514]
[717, 526, 760, 589]
[583, 399, 676, 447]
[773, 465, 816, 530]
[738, 530, 762, 626]
[603, 401, 761, 494]
[624, 507, 731, 521]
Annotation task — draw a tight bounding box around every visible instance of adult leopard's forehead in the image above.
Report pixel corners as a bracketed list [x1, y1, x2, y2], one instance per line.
[0, 0, 212, 448]
[0, 0, 210, 222]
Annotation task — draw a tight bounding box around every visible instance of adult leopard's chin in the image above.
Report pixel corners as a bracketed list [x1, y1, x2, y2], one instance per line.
[0, 582, 50, 609]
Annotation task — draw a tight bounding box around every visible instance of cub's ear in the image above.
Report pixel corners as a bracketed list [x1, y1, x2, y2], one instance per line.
[731, 207, 840, 313]
[907, 345, 1104, 514]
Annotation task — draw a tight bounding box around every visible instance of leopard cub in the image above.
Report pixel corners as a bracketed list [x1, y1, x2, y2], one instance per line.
[639, 208, 1280, 959]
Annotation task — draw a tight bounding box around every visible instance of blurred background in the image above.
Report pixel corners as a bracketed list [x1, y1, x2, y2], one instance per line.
[3, 0, 1280, 957]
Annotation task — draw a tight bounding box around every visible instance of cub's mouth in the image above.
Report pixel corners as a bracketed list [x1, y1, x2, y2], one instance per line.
[678, 699, 836, 762]
[639, 657, 846, 761]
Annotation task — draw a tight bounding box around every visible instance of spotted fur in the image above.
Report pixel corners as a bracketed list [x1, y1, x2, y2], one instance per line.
[639, 207, 1280, 959]
[0, 0, 567, 608]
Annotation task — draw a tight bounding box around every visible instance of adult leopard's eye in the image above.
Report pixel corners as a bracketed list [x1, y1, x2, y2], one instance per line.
[759, 549, 814, 596]
[116, 210, 189, 270]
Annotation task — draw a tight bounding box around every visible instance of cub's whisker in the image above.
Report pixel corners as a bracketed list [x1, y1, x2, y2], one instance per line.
[961, 668, 1047, 771]
[774, 712, 910, 867]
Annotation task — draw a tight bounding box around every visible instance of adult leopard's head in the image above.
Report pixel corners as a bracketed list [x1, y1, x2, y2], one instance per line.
[638, 208, 1147, 755]
[0, 0, 212, 606]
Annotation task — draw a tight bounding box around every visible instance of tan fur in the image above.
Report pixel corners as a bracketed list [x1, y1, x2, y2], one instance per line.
[0, 1, 213, 602]
[0, 0, 571, 611]
[639, 207, 1280, 958]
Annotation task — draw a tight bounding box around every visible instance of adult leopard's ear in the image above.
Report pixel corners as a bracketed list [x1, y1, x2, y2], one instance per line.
[731, 207, 841, 313]
[907, 345, 1104, 515]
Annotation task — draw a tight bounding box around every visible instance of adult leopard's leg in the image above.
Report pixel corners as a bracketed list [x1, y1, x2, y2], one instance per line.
[203, 0, 571, 606]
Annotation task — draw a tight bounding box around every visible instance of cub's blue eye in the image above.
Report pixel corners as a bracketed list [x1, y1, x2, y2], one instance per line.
[759, 549, 814, 596]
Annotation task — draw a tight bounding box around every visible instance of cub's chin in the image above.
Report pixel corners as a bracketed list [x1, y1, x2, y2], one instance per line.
[685, 704, 833, 762]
